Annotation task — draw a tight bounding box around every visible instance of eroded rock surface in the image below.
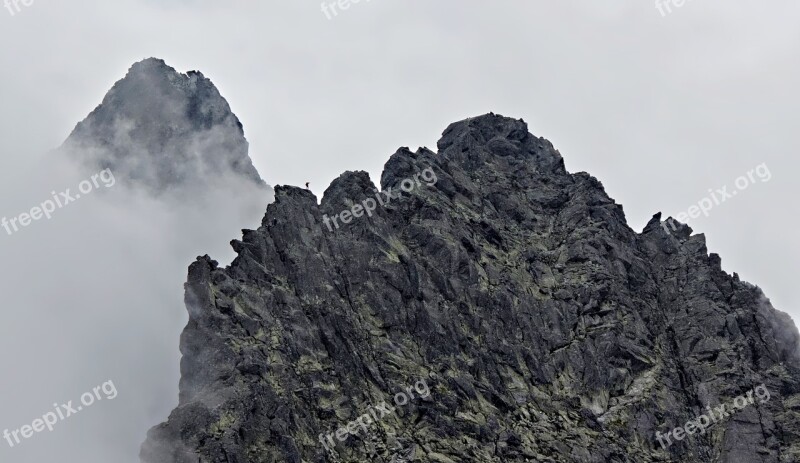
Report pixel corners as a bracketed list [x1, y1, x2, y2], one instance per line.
[142, 113, 800, 462]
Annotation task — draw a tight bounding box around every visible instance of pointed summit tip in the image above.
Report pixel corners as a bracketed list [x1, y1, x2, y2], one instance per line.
[127, 57, 171, 74]
[132, 57, 167, 67]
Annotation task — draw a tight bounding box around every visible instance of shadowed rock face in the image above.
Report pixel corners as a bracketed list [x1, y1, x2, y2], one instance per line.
[63, 58, 264, 193]
[142, 113, 800, 463]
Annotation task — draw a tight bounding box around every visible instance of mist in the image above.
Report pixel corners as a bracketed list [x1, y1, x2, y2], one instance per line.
[0, 145, 270, 462]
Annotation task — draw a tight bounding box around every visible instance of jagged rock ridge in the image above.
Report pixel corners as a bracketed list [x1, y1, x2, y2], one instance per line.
[142, 113, 800, 462]
[62, 57, 264, 192]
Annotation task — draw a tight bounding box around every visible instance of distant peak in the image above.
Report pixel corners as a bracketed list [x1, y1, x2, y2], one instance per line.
[62, 58, 266, 193]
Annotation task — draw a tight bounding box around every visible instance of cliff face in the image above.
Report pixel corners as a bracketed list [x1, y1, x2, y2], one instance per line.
[62, 58, 264, 193]
[142, 113, 800, 463]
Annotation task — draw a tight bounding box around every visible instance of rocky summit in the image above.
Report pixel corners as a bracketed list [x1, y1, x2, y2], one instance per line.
[62, 58, 264, 193]
[142, 113, 800, 462]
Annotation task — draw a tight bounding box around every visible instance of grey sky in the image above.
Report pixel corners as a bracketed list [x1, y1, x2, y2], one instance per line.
[1, 1, 798, 461]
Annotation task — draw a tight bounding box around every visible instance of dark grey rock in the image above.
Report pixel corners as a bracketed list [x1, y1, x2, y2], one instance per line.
[142, 113, 800, 462]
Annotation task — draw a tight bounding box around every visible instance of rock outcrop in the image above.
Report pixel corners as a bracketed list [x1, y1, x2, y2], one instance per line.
[142, 113, 800, 462]
[62, 58, 265, 193]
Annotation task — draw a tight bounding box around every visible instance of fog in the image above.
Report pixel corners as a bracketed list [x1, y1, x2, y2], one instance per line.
[0, 144, 269, 462]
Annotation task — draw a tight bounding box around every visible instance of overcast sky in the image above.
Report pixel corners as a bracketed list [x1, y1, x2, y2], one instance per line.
[1, 1, 798, 461]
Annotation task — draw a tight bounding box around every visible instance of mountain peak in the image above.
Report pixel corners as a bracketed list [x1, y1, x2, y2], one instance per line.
[62, 58, 264, 193]
[436, 112, 566, 175]
[142, 114, 800, 463]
